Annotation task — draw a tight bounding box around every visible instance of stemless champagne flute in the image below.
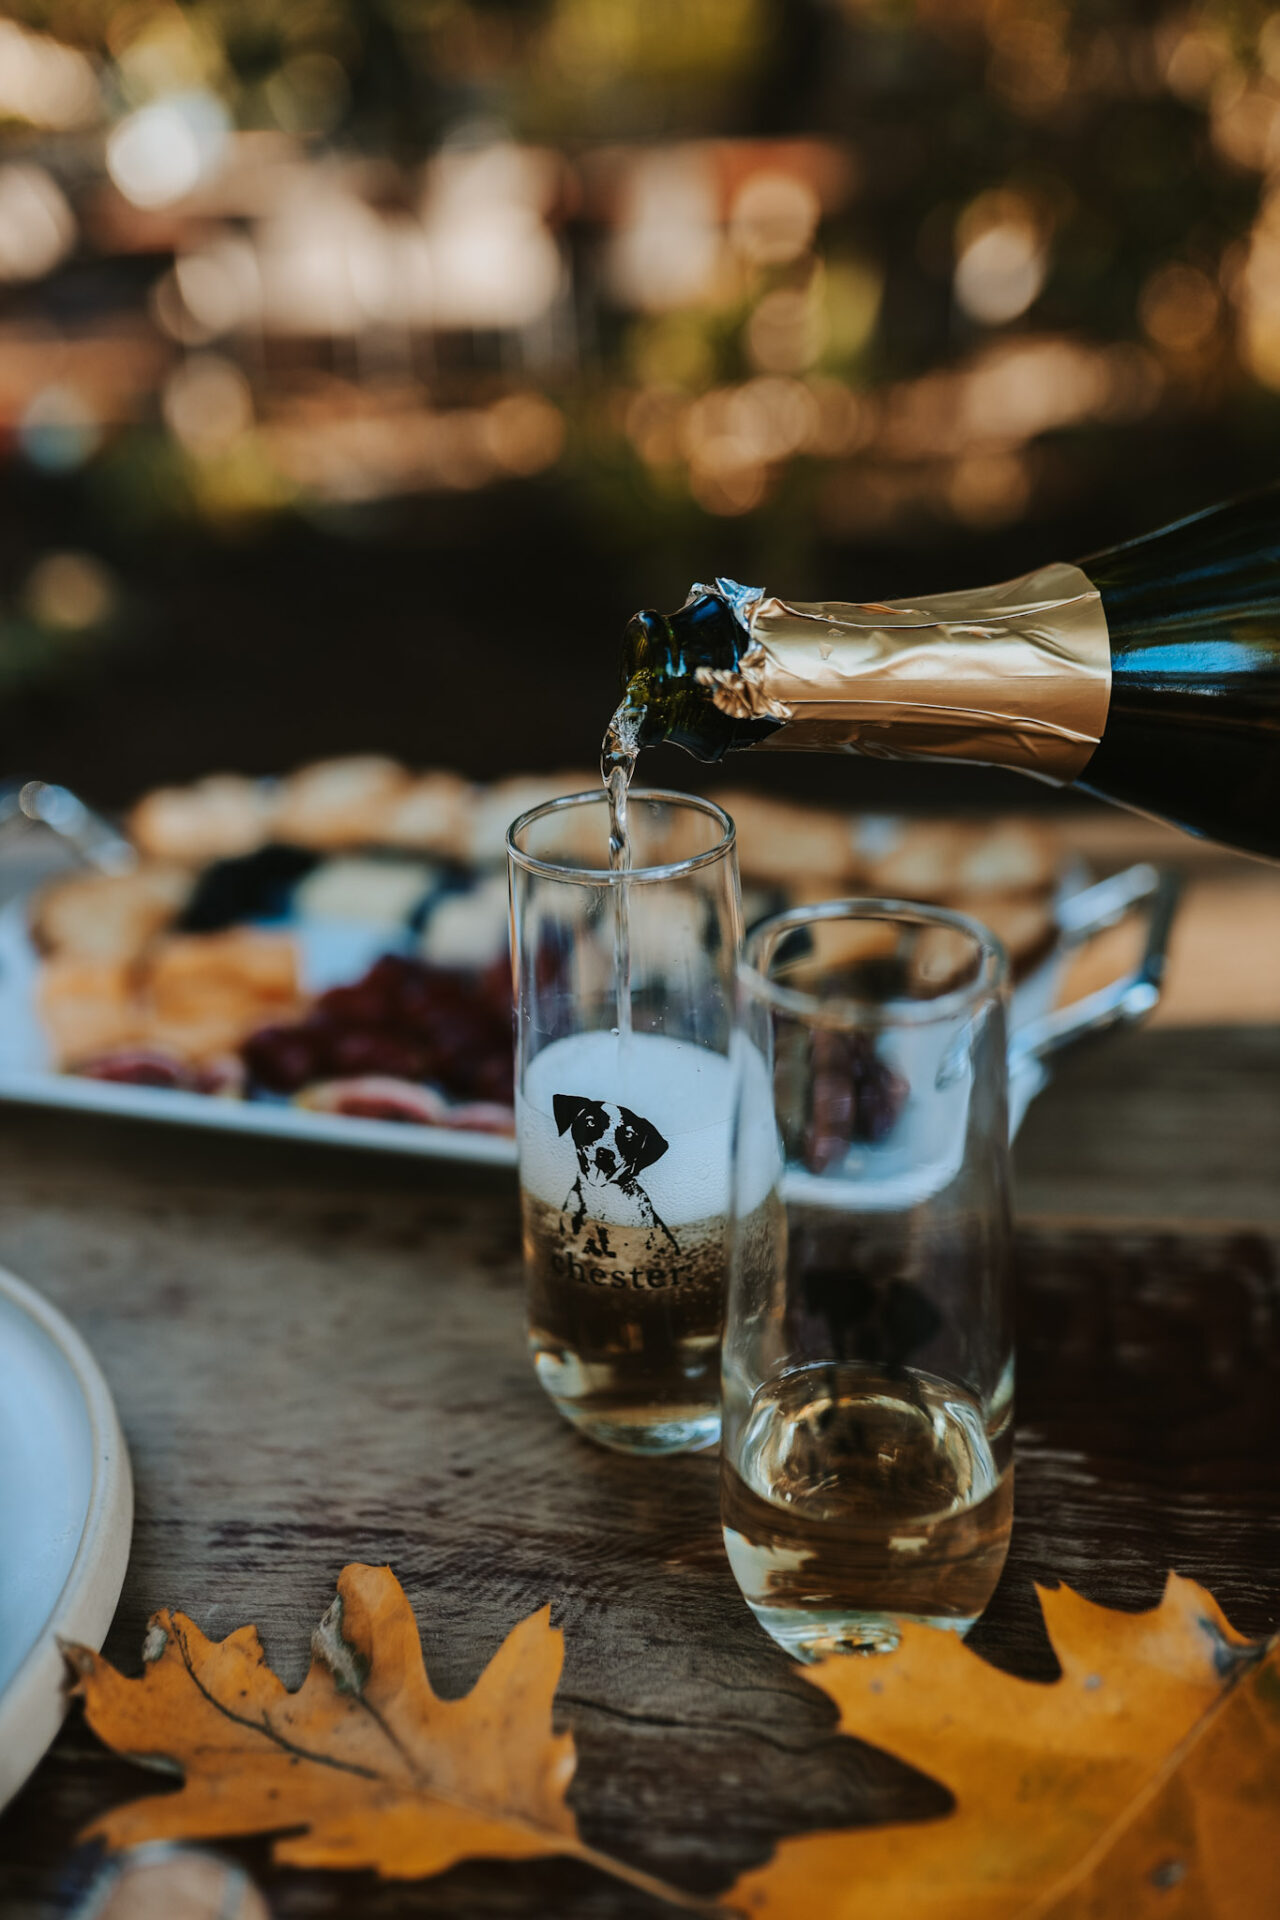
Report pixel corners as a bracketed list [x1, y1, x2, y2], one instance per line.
[721, 901, 1014, 1658]
[507, 790, 742, 1455]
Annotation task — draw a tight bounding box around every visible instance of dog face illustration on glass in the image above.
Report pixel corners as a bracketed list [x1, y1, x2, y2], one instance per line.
[553, 1093, 678, 1252]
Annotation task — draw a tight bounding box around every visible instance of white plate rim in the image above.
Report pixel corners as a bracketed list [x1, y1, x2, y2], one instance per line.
[0, 893, 518, 1165]
[0, 1265, 133, 1812]
[0, 1067, 520, 1165]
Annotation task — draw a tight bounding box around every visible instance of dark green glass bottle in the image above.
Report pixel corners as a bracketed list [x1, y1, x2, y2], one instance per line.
[617, 492, 1280, 860]
[615, 591, 783, 764]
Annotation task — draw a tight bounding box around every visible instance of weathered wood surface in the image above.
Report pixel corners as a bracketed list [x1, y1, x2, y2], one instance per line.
[0, 1026, 1277, 1917]
[1013, 1023, 1280, 1223]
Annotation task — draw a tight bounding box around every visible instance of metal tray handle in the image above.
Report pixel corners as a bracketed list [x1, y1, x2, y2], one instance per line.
[0, 780, 136, 874]
[1009, 862, 1182, 1073]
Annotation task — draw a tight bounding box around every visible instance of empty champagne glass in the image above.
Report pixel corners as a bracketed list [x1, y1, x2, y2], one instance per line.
[721, 901, 1014, 1658]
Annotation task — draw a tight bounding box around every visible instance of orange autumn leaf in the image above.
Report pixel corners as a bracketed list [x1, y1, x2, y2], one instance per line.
[727, 1573, 1280, 1920]
[64, 1562, 709, 1913]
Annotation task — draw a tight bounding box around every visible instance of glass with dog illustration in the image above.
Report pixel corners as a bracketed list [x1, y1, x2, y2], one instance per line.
[722, 902, 1014, 1657]
[507, 790, 743, 1454]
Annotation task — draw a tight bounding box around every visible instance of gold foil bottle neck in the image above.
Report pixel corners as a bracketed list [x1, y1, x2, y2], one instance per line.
[695, 561, 1112, 783]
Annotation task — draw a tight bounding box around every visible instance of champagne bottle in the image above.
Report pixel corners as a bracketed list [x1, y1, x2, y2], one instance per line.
[616, 490, 1280, 859]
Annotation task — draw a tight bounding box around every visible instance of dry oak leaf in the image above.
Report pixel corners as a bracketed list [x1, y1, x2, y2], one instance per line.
[65, 1562, 710, 1913]
[727, 1573, 1279, 1920]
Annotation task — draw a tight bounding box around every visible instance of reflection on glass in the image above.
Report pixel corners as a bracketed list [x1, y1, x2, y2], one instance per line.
[508, 788, 743, 1456]
[721, 901, 1014, 1659]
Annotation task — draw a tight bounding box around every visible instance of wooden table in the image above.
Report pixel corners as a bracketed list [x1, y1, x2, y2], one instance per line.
[0, 1026, 1277, 1917]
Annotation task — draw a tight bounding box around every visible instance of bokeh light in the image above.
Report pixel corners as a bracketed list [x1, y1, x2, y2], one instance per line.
[106, 92, 231, 210]
[954, 193, 1048, 328]
[162, 355, 254, 453]
[0, 0, 1273, 559]
[23, 552, 115, 631]
[0, 20, 98, 129]
[0, 165, 76, 282]
[19, 387, 102, 473]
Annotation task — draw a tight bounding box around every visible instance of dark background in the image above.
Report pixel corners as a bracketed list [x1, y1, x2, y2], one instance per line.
[3, 0, 1279, 813]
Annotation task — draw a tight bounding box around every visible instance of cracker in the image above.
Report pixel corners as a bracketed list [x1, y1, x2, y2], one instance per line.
[269, 756, 411, 849]
[378, 773, 476, 859]
[128, 775, 272, 864]
[952, 821, 1056, 896]
[862, 822, 970, 900]
[774, 917, 901, 985]
[960, 895, 1057, 976]
[137, 931, 302, 1061]
[713, 790, 855, 886]
[468, 773, 598, 866]
[30, 866, 192, 963]
[867, 820, 1057, 901]
[38, 956, 141, 1067]
[147, 930, 300, 1019]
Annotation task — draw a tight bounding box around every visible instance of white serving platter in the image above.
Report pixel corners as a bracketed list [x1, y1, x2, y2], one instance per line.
[0, 897, 518, 1166]
[0, 864, 1175, 1167]
[0, 1264, 133, 1811]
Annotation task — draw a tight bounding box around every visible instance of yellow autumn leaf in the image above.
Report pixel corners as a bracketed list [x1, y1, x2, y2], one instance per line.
[727, 1573, 1279, 1920]
[65, 1562, 711, 1913]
